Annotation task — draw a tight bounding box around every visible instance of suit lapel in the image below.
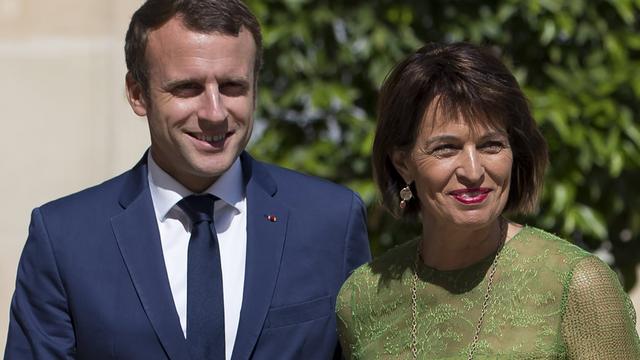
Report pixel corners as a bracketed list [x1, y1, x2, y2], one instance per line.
[231, 153, 289, 360]
[111, 157, 190, 360]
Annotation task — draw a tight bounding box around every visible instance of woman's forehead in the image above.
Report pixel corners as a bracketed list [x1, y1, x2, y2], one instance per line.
[420, 103, 508, 136]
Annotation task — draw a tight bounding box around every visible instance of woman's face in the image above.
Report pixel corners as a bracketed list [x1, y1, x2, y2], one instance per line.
[392, 110, 513, 230]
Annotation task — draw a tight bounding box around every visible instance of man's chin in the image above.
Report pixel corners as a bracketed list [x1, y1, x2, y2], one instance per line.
[191, 160, 236, 180]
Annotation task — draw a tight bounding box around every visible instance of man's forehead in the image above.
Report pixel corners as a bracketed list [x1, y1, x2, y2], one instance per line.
[147, 15, 254, 49]
[142, 20, 256, 84]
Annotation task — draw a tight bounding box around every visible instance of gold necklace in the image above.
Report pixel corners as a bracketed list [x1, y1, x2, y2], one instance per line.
[410, 219, 506, 360]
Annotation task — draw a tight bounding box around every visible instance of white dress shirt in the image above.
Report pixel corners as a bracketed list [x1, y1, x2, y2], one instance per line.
[147, 153, 246, 360]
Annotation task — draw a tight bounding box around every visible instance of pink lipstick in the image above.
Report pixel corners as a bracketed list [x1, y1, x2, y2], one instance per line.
[449, 188, 491, 205]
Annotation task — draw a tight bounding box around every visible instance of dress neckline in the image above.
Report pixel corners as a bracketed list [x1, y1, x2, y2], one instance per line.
[412, 226, 528, 294]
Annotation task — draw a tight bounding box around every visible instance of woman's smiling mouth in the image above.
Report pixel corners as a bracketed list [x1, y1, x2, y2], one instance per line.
[449, 188, 492, 205]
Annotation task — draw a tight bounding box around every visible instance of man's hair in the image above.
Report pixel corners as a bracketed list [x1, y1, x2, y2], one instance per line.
[372, 42, 548, 218]
[125, 0, 262, 96]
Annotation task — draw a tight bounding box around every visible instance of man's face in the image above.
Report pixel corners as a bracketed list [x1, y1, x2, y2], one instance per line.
[127, 16, 257, 192]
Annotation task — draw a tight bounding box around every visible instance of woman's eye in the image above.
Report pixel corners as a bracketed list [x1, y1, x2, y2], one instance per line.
[480, 141, 506, 153]
[429, 144, 458, 157]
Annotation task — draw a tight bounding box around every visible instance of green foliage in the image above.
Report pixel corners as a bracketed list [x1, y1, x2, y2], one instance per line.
[246, 0, 640, 289]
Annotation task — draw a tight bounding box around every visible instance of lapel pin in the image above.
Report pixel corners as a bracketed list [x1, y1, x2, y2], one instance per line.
[265, 215, 278, 222]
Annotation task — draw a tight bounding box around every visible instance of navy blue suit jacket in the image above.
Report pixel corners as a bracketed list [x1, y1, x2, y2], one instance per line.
[5, 152, 371, 359]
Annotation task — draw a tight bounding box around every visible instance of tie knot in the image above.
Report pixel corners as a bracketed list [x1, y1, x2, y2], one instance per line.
[177, 194, 217, 224]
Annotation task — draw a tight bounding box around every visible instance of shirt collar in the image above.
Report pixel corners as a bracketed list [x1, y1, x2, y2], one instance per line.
[147, 152, 245, 222]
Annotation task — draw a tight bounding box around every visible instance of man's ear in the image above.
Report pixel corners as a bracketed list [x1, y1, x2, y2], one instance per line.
[390, 149, 413, 185]
[125, 72, 148, 117]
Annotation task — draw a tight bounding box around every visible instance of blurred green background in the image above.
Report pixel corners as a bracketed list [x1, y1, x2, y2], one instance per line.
[245, 0, 640, 289]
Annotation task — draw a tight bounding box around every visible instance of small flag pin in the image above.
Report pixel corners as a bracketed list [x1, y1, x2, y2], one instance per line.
[266, 215, 278, 222]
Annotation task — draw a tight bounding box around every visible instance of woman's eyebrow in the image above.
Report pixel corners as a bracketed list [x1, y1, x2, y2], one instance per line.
[424, 135, 459, 146]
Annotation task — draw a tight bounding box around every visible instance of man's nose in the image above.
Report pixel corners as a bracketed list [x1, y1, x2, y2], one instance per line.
[456, 147, 485, 185]
[198, 86, 227, 122]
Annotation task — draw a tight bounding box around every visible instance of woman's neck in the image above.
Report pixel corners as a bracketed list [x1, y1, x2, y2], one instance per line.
[419, 219, 506, 271]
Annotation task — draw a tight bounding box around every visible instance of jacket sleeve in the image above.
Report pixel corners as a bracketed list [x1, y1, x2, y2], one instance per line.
[5, 208, 76, 359]
[341, 192, 371, 279]
[333, 192, 370, 360]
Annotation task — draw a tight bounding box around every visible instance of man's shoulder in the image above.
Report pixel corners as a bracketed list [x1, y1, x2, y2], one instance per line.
[38, 163, 138, 216]
[248, 156, 365, 215]
[251, 156, 359, 199]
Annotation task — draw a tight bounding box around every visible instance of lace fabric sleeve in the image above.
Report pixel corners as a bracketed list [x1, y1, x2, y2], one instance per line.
[562, 255, 640, 359]
[336, 272, 360, 360]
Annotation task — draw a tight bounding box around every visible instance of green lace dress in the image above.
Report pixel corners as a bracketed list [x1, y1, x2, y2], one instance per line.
[336, 227, 640, 359]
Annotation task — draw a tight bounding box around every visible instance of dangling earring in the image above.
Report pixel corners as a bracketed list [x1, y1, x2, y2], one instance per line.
[399, 184, 413, 209]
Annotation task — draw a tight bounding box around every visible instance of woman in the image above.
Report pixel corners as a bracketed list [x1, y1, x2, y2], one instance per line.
[336, 42, 640, 359]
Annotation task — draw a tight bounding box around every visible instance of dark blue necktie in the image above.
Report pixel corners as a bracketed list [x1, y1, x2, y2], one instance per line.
[177, 194, 225, 359]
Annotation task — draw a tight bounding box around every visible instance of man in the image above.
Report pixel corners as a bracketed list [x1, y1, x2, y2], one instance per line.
[5, 0, 370, 359]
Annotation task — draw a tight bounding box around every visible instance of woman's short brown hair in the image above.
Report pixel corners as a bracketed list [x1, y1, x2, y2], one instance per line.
[372, 42, 548, 217]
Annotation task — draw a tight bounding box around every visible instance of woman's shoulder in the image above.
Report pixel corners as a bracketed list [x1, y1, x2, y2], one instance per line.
[338, 238, 416, 304]
[510, 226, 594, 266]
[336, 237, 417, 345]
[560, 249, 639, 357]
[506, 226, 627, 295]
[513, 232, 639, 355]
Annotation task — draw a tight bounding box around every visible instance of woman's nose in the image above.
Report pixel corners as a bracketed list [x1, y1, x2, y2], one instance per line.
[456, 147, 485, 185]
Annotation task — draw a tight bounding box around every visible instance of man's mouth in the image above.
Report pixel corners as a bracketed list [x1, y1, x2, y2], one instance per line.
[187, 131, 233, 149]
[193, 133, 227, 143]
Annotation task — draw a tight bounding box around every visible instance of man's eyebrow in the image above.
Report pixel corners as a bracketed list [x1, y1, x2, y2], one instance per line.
[162, 78, 201, 89]
[221, 76, 251, 84]
[162, 76, 251, 89]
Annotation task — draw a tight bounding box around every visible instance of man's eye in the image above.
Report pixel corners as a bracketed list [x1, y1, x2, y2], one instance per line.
[220, 82, 248, 97]
[171, 84, 203, 97]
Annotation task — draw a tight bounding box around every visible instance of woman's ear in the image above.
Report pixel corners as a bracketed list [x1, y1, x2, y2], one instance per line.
[390, 149, 413, 184]
[125, 72, 148, 117]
